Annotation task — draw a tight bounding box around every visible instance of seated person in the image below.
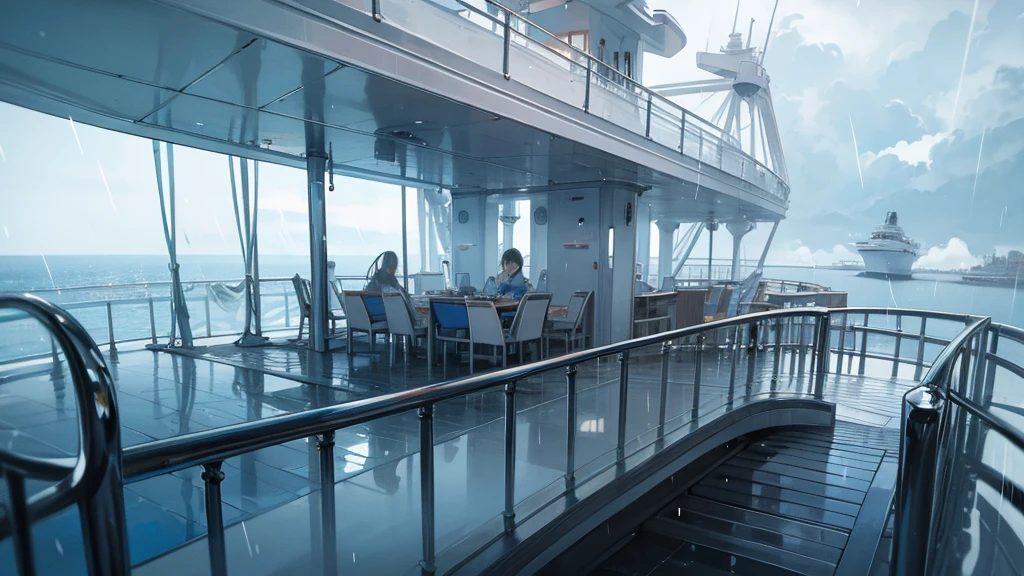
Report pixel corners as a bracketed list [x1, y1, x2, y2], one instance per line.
[364, 251, 404, 294]
[496, 248, 529, 300]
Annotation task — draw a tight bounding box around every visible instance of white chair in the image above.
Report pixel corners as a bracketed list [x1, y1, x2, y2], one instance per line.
[343, 291, 389, 356]
[546, 290, 592, 353]
[465, 293, 552, 374]
[382, 292, 427, 364]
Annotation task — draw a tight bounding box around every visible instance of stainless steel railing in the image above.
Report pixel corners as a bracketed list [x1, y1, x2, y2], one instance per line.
[0, 294, 129, 576]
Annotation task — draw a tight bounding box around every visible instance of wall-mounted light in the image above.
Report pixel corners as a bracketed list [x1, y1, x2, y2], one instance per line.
[578, 217, 585, 226]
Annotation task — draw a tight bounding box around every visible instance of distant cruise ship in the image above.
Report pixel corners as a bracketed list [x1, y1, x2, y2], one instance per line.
[855, 212, 920, 278]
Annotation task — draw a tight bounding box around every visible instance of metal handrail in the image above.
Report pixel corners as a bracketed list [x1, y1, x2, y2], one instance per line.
[121, 306, 829, 481]
[449, 0, 787, 201]
[0, 294, 129, 576]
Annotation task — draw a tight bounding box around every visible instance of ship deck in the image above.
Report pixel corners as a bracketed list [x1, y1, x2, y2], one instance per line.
[0, 332, 912, 573]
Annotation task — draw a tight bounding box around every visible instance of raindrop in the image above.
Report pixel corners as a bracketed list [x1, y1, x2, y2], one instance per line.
[353, 552, 357, 563]
[41, 254, 57, 289]
[0, 142, 5, 161]
[55, 539, 64, 556]
[969, 127, 986, 221]
[950, 0, 980, 128]
[69, 116, 84, 154]
[849, 115, 864, 189]
[97, 160, 117, 211]
[242, 521, 253, 556]
[3, 225, 8, 238]
[887, 278, 899, 308]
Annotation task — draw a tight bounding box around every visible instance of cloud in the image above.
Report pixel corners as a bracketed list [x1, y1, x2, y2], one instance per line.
[769, 241, 861, 267]
[877, 132, 948, 167]
[914, 238, 981, 270]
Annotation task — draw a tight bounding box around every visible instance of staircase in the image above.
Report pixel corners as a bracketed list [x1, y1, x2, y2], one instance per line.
[591, 424, 896, 575]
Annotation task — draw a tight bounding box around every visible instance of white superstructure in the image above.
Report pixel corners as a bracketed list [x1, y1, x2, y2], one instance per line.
[855, 212, 919, 278]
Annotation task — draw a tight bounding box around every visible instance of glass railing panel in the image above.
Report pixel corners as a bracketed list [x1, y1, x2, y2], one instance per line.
[928, 407, 1024, 575]
[431, 387, 506, 553]
[512, 367, 569, 508]
[569, 355, 622, 482]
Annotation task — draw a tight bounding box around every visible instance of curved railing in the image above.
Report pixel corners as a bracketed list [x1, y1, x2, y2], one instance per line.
[117, 306, 832, 575]
[4, 300, 1023, 574]
[0, 294, 128, 576]
[892, 316, 1024, 575]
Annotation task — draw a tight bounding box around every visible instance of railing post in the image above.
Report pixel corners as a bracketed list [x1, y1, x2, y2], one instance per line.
[692, 334, 704, 418]
[371, 0, 382, 22]
[318, 431, 338, 576]
[148, 296, 157, 344]
[583, 59, 592, 113]
[797, 315, 808, 376]
[859, 313, 869, 375]
[284, 289, 291, 327]
[772, 319, 782, 387]
[982, 327, 999, 404]
[201, 461, 228, 576]
[728, 327, 739, 407]
[836, 313, 848, 374]
[419, 405, 436, 574]
[565, 364, 577, 487]
[814, 315, 830, 400]
[502, 10, 512, 80]
[679, 114, 686, 153]
[645, 93, 653, 139]
[970, 327, 989, 402]
[892, 385, 945, 576]
[915, 317, 928, 381]
[106, 301, 117, 356]
[657, 342, 670, 436]
[616, 351, 630, 459]
[7, 472, 35, 576]
[503, 381, 517, 532]
[892, 315, 903, 378]
[205, 292, 212, 337]
[746, 322, 757, 393]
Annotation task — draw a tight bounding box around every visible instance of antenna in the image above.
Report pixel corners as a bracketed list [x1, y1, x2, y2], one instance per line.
[731, 0, 741, 35]
[760, 0, 780, 64]
[746, 18, 755, 49]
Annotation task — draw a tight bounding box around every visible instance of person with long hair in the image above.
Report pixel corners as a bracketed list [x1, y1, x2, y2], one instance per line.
[365, 251, 404, 293]
[497, 248, 528, 300]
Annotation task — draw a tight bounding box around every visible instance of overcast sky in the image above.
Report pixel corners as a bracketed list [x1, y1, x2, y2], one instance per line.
[0, 0, 1021, 270]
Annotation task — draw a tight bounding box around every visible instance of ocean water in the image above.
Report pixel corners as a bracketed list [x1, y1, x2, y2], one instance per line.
[1, 256, 1020, 362]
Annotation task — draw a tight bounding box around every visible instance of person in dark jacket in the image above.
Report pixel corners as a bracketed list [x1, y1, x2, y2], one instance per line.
[365, 251, 404, 293]
[497, 248, 528, 300]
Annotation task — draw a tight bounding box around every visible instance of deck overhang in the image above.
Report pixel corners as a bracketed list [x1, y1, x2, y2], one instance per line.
[0, 0, 787, 224]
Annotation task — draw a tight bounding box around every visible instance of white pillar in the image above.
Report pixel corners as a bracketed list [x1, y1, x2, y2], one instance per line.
[417, 189, 428, 272]
[635, 201, 652, 285]
[656, 219, 679, 289]
[529, 196, 548, 280]
[726, 221, 756, 280]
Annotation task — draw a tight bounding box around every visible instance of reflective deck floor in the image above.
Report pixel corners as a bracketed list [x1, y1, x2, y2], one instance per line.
[0, 333, 915, 574]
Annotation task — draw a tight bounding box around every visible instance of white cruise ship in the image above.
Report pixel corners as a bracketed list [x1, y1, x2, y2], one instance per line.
[855, 211, 920, 278]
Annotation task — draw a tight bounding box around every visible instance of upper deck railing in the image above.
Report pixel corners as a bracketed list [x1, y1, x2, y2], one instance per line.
[318, 0, 789, 206]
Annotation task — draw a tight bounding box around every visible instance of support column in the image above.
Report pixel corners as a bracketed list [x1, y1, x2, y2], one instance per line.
[758, 220, 780, 269]
[635, 202, 652, 285]
[428, 204, 439, 273]
[306, 154, 330, 353]
[706, 215, 718, 281]
[418, 189, 429, 272]
[401, 186, 409, 292]
[726, 220, 756, 280]
[656, 219, 679, 290]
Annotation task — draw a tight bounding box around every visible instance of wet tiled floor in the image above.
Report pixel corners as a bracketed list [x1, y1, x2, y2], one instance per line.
[0, 332, 916, 574]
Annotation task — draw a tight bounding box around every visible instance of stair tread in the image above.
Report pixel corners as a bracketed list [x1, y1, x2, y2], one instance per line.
[670, 495, 849, 549]
[646, 516, 837, 576]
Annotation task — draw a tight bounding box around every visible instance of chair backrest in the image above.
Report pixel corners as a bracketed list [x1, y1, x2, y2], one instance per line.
[509, 292, 552, 342]
[430, 300, 469, 330]
[536, 269, 548, 292]
[466, 300, 506, 346]
[728, 269, 763, 316]
[661, 276, 676, 291]
[343, 291, 373, 331]
[363, 294, 387, 322]
[416, 273, 446, 293]
[482, 276, 497, 295]
[382, 293, 417, 336]
[292, 274, 311, 313]
[455, 272, 471, 288]
[329, 280, 345, 312]
[565, 290, 591, 329]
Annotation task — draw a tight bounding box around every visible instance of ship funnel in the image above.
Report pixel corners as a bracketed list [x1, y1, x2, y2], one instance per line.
[886, 212, 898, 226]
